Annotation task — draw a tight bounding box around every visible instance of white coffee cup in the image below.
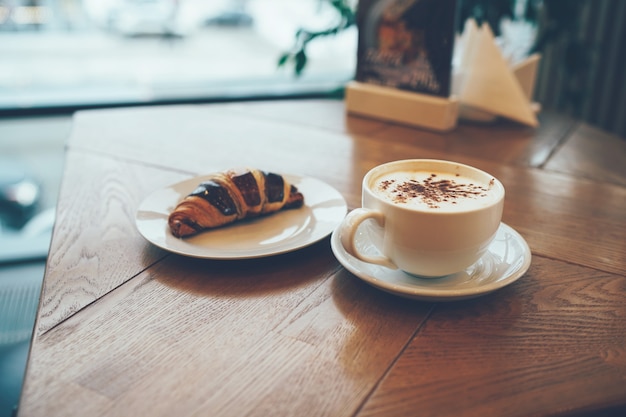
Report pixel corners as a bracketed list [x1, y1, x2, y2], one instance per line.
[339, 159, 505, 277]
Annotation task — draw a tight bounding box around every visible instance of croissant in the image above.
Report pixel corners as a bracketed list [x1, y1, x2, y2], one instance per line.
[168, 168, 304, 238]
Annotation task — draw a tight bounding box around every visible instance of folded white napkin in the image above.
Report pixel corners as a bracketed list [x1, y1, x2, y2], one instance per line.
[452, 19, 539, 127]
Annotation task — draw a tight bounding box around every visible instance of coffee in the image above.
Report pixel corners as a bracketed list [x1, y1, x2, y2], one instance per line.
[340, 159, 504, 276]
[373, 170, 499, 212]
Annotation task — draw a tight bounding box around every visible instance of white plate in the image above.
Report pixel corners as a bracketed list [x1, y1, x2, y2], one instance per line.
[136, 174, 347, 259]
[331, 222, 531, 301]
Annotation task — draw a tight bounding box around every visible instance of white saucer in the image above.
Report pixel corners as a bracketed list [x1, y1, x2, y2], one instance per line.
[136, 174, 347, 259]
[330, 222, 531, 301]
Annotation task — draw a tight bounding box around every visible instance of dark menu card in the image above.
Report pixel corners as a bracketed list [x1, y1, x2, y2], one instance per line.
[355, 0, 457, 97]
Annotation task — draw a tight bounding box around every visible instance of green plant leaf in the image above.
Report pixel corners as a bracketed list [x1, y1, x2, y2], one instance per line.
[295, 50, 307, 75]
[277, 0, 356, 77]
[277, 53, 290, 68]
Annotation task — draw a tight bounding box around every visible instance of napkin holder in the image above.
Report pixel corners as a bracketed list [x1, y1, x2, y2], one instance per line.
[345, 81, 459, 132]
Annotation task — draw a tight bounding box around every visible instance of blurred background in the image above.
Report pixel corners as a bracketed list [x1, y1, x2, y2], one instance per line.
[0, 0, 358, 109]
[0, 0, 624, 416]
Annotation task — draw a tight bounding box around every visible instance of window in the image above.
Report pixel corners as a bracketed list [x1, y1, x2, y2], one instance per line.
[0, 0, 358, 112]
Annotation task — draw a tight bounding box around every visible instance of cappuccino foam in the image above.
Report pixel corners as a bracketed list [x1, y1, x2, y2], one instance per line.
[374, 170, 499, 211]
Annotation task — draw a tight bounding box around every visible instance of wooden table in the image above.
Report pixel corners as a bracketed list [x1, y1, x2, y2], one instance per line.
[18, 99, 626, 417]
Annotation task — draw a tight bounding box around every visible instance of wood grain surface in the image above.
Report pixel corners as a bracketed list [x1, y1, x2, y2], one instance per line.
[19, 100, 626, 417]
[359, 257, 626, 417]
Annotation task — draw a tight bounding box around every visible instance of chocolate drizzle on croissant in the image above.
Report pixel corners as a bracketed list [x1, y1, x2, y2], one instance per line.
[168, 168, 304, 238]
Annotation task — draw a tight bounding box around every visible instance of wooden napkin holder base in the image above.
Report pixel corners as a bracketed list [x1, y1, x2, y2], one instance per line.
[345, 81, 459, 132]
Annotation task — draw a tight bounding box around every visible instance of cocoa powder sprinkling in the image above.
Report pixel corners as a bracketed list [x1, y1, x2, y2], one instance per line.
[379, 173, 492, 209]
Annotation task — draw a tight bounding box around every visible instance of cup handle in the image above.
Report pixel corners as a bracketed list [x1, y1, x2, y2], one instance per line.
[339, 208, 397, 269]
